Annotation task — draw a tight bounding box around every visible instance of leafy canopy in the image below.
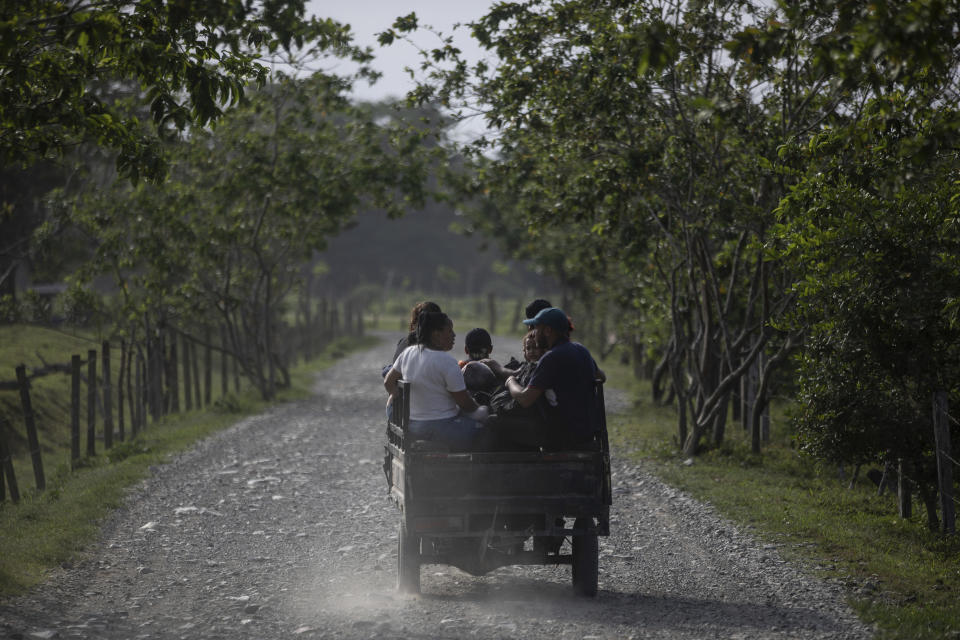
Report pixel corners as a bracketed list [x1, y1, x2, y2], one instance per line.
[0, 0, 371, 181]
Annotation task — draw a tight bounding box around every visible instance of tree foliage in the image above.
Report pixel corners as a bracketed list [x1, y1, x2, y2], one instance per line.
[772, 92, 960, 528]
[391, 0, 822, 454]
[387, 0, 960, 518]
[0, 0, 371, 181]
[47, 72, 435, 399]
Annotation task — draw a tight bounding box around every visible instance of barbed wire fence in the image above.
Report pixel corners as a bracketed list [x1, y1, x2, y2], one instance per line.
[0, 298, 365, 504]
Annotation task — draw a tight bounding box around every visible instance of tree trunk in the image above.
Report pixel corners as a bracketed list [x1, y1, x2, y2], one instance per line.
[167, 333, 178, 413]
[118, 339, 126, 442]
[182, 335, 193, 411]
[220, 326, 229, 398]
[918, 479, 940, 532]
[651, 348, 670, 405]
[102, 342, 113, 449]
[898, 460, 912, 519]
[204, 327, 213, 406]
[932, 391, 956, 534]
[712, 387, 729, 446]
[631, 335, 645, 380]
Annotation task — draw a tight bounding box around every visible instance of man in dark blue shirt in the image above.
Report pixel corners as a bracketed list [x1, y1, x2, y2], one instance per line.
[504, 307, 605, 449]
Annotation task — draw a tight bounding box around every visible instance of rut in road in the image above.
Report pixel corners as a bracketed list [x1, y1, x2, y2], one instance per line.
[0, 334, 872, 639]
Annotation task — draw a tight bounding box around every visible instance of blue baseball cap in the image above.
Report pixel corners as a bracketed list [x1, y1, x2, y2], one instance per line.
[522, 307, 569, 331]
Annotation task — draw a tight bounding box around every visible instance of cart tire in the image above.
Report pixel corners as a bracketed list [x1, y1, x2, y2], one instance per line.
[571, 517, 598, 597]
[397, 522, 420, 594]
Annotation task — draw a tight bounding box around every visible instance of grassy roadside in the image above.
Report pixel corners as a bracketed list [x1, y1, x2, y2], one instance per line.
[0, 332, 379, 597]
[602, 359, 960, 640]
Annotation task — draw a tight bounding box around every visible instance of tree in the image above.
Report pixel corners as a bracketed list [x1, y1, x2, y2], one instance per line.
[774, 93, 960, 530]
[386, 0, 960, 490]
[0, 0, 376, 299]
[54, 71, 435, 399]
[0, 0, 370, 180]
[388, 0, 825, 455]
[726, 0, 960, 526]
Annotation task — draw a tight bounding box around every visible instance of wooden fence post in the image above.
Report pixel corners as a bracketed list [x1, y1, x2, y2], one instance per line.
[233, 344, 240, 392]
[102, 342, 113, 449]
[190, 339, 201, 408]
[134, 350, 143, 436]
[319, 298, 328, 338]
[151, 335, 163, 420]
[0, 419, 19, 503]
[204, 327, 212, 406]
[144, 329, 154, 421]
[15, 365, 45, 491]
[71, 354, 81, 467]
[87, 349, 97, 457]
[167, 332, 179, 414]
[145, 337, 155, 421]
[182, 334, 193, 410]
[298, 295, 310, 360]
[933, 391, 956, 534]
[118, 339, 127, 443]
[898, 459, 912, 519]
[220, 326, 228, 397]
[344, 301, 352, 341]
[330, 302, 340, 339]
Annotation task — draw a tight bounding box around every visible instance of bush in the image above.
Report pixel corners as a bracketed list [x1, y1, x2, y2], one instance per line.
[0, 294, 22, 324]
[60, 286, 103, 326]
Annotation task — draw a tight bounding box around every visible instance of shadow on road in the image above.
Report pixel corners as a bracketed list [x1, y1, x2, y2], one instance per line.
[414, 575, 850, 636]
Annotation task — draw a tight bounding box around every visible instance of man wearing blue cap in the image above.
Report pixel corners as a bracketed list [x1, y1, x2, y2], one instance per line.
[503, 307, 604, 450]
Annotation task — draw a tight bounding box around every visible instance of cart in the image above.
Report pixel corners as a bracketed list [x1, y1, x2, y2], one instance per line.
[383, 379, 611, 596]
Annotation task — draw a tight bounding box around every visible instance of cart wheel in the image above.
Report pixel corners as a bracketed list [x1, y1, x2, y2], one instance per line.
[397, 521, 420, 594]
[571, 517, 598, 597]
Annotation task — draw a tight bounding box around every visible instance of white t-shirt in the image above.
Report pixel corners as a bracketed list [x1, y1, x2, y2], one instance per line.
[392, 346, 466, 420]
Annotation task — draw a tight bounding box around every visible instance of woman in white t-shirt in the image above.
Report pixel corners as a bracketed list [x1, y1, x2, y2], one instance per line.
[384, 312, 489, 450]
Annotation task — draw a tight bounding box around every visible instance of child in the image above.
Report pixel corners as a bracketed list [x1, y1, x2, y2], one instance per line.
[458, 327, 493, 367]
[459, 328, 499, 403]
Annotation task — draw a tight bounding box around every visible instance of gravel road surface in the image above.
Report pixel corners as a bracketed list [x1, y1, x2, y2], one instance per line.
[0, 334, 874, 639]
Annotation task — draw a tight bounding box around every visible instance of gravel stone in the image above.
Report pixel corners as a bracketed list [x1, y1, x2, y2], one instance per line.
[0, 334, 874, 639]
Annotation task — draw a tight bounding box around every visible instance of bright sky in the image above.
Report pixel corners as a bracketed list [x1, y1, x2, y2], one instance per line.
[307, 1, 497, 103]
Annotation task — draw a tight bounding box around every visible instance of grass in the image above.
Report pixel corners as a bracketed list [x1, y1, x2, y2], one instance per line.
[601, 353, 960, 640]
[0, 327, 378, 597]
[0, 325, 109, 482]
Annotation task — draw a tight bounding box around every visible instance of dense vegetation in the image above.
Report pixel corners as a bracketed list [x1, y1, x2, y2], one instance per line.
[383, 0, 960, 531]
[1, 0, 441, 401]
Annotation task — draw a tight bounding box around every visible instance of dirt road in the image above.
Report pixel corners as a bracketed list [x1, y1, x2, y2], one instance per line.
[0, 335, 873, 639]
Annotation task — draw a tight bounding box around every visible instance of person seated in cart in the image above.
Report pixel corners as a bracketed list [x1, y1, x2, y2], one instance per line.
[381, 300, 442, 378]
[501, 307, 605, 451]
[458, 327, 505, 405]
[481, 332, 548, 448]
[484, 330, 542, 388]
[384, 311, 489, 451]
